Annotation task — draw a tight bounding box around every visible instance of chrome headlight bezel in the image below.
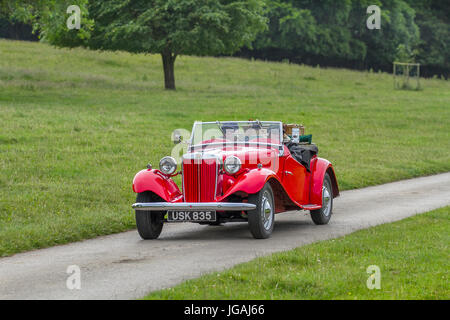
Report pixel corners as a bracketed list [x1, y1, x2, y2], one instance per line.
[159, 156, 177, 175]
[224, 156, 242, 175]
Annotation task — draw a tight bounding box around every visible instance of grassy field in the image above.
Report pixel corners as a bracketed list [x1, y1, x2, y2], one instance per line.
[144, 207, 449, 300]
[0, 39, 449, 257]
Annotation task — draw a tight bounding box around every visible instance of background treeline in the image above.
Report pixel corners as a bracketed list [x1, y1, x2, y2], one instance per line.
[237, 0, 449, 78]
[1, 0, 448, 78]
[0, 18, 37, 41]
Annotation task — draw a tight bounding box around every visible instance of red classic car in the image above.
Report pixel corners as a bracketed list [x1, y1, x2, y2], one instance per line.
[132, 121, 339, 239]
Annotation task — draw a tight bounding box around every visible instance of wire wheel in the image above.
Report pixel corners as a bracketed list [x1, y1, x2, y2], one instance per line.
[261, 192, 274, 231]
[310, 173, 333, 225]
[248, 183, 275, 239]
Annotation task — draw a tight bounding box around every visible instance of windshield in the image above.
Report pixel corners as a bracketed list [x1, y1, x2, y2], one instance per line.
[190, 121, 283, 147]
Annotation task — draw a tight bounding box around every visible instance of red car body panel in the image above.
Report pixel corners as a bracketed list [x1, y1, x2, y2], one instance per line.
[132, 141, 339, 212]
[216, 168, 281, 201]
[133, 169, 182, 202]
[308, 157, 340, 207]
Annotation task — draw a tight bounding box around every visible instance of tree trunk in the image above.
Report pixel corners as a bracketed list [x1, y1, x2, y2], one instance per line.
[161, 52, 176, 90]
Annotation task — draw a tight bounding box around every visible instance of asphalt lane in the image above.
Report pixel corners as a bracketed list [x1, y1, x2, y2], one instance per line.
[0, 172, 449, 299]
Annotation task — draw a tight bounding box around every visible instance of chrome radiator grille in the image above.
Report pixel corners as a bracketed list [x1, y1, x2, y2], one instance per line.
[182, 155, 218, 202]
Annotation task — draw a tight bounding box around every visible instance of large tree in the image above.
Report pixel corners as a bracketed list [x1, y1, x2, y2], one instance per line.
[5, 0, 266, 90]
[89, 0, 266, 89]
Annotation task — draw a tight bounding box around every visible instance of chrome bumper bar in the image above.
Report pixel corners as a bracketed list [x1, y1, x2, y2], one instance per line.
[132, 202, 256, 211]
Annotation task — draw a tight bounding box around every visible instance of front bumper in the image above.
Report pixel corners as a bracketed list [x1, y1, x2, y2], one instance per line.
[132, 202, 256, 211]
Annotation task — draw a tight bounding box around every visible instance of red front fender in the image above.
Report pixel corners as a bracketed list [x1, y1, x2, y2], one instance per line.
[132, 169, 182, 202]
[218, 168, 281, 201]
[309, 158, 339, 206]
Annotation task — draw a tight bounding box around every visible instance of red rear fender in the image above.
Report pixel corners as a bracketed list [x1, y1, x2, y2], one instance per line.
[309, 158, 339, 206]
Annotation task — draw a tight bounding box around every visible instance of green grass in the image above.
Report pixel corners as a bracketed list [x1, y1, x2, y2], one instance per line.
[0, 39, 449, 257]
[144, 207, 450, 300]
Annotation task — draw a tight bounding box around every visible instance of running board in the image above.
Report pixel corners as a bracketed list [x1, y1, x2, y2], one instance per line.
[301, 204, 322, 210]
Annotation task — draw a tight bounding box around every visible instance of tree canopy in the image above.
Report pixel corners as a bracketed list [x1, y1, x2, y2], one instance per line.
[2, 0, 448, 79]
[249, 0, 421, 71]
[0, 0, 93, 46]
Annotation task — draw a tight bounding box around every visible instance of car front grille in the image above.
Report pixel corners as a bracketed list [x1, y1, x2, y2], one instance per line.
[182, 155, 218, 202]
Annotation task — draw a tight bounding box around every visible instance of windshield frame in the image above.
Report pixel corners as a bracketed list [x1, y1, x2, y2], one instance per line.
[188, 121, 284, 154]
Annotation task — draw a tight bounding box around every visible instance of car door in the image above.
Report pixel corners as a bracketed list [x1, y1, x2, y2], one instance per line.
[281, 154, 308, 204]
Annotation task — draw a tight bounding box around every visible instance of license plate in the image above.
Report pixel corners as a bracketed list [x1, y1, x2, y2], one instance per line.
[167, 211, 216, 222]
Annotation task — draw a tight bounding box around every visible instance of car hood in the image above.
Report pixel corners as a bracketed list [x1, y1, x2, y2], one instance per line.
[184, 145, 280, 170]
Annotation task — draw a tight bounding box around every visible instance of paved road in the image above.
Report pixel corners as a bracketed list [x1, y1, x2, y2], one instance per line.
[1, 173, 449, 299]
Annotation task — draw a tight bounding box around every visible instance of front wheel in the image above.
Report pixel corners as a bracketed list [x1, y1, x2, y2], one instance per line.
[247, 183, 275, 239]
[135, 192, 164, 239]
[310, 173, 333, 225]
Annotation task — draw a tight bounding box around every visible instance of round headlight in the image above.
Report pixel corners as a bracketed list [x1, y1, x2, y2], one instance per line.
[159, 156, 177, 175]
[224, 156, 242, 175]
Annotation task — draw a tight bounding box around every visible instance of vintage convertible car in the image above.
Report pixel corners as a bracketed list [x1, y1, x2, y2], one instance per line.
[132, 121, 339, 239]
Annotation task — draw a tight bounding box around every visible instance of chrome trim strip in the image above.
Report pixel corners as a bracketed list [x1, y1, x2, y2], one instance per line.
[197, 158, 201, 202]
[190, 142, 282, 149]
[214, 159, 218, 200]
[199, 121, 282, 124]
[279, 121, 284, 156]
[181, 160, 185, 197]
[182, 153, 219, 160]
[189, 142, 284, 157]
[132, 202, 257, 211]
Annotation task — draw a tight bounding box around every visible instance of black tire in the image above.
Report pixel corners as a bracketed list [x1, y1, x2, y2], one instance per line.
[310, 173, 333, 225]
[135, 192, 164, 239]
[247, 183, 275, 239]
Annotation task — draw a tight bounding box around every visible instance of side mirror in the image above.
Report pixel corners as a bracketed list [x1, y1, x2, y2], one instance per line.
[174, 135, 182, 145]
[172, 130, 183, 145]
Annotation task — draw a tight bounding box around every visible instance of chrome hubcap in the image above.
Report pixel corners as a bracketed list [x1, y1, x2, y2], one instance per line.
[261, 192, 273, 230]
[322, 183, 331, 217]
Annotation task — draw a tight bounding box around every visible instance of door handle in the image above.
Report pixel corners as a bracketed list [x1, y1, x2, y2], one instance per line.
[285, 171, 293, 176]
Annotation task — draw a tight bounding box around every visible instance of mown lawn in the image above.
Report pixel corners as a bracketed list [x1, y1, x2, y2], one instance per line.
[0, 39, 449, 257]
[144, 207, 449, 300]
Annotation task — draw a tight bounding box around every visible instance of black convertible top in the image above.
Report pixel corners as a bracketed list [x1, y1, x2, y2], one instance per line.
[286, 142, 318, 172]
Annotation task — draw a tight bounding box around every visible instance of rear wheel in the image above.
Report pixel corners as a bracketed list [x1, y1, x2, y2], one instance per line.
[310, 173, 333, 225]
[247, 183, 275, 239]
[135, 192, 164, 239]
